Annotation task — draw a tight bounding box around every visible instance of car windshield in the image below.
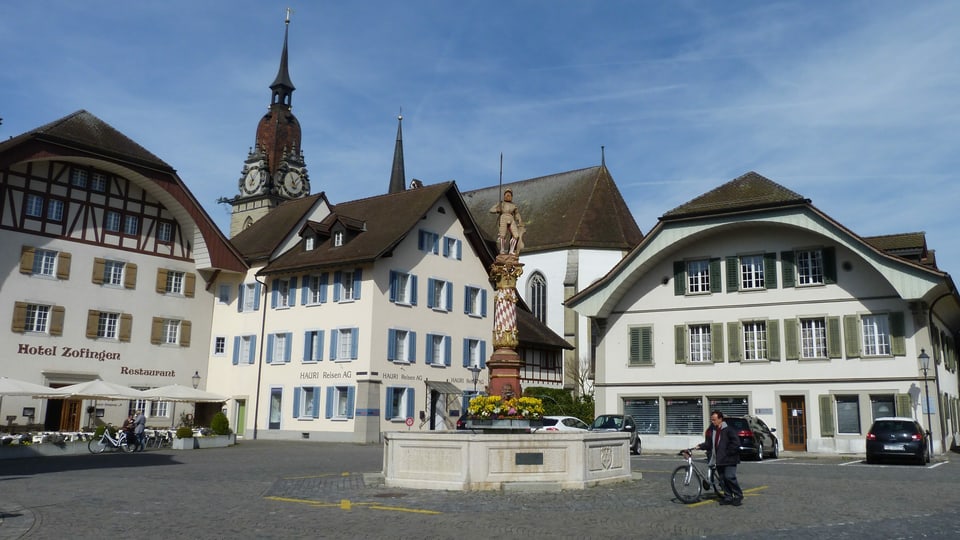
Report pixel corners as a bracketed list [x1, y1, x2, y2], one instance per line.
[592, 416, 622, 429]
[541, 418, 559, 427]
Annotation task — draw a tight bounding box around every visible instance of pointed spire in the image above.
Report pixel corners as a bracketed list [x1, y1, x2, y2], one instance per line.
[270, 8, 296, 109]
[388, 111, 406, 194]
[601, 145, 606, 167]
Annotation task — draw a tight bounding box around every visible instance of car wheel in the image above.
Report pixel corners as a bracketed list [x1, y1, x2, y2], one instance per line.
[756, 443, 764, 461]
[770, 441, 779, 459]
[631, 437, 641, 455]
[865, 454, 875, 465]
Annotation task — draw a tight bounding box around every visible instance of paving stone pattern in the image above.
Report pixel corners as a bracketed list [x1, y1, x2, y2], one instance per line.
[2, 441, 959, 539]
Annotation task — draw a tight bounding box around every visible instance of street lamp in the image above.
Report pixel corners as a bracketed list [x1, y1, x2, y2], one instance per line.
[467, 365, 482, 393]
[191, 371, 201, 389]
[918, 349, 934, 457]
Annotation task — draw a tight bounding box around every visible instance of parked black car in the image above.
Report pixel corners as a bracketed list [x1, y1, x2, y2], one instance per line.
[865, 417, 930, 465]
[725, 416, 779, 460]
[589, 414, 641, 454]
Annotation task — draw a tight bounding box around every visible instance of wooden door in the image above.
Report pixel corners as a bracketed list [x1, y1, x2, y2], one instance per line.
[59, 399, 81, 431]
[780, 396, 807, 451]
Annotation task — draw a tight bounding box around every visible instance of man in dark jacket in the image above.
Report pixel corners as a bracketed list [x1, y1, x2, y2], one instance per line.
[698, 410, 744, 506]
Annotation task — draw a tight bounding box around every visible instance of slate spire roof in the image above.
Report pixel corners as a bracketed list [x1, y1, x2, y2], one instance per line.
[388, 114, 406, 194]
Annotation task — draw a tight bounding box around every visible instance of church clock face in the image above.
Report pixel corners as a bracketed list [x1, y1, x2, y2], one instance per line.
[243, 167, 263, 195]
[282, 169, 306, 197]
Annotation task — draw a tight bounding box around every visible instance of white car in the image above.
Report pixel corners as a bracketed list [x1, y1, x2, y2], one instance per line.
[535, 415, 589, 432]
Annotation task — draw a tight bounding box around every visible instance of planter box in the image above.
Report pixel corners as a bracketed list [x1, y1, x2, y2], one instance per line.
[172, 437, 197, 450]
[195, 434, 236, 448]
[465, 418, 543, 431]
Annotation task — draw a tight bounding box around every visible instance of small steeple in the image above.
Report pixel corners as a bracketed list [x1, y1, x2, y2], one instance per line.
[270, 8, 296, 109]
[388, 112, 406, 194]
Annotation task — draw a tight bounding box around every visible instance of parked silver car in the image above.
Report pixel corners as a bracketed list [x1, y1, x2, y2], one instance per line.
[589, 414, 641, 454]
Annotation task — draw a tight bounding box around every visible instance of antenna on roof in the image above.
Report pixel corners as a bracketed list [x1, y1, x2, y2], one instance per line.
[285, 6, 293, 24]
[601, 145, 606, 167]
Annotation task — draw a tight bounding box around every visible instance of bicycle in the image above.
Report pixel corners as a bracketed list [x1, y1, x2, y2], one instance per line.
[87, 427, 134, 454]
[670, 448, 725, 503]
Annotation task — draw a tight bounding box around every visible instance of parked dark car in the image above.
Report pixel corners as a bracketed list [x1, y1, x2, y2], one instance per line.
[589, 414, 641, 454]
[456, 412, 469, 430]
[866, 417, 930, 465]
[725, 416, 779, 460]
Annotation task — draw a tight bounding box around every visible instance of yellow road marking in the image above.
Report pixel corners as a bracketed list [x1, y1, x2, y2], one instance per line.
[683, 485, 768, 507]
[264, 496, 440, 515]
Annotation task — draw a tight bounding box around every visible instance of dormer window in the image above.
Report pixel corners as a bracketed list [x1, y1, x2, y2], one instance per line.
[334, 231, 344, 247]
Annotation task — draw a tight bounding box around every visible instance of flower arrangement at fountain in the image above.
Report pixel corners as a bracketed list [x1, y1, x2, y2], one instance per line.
[467, 395, 544, 420]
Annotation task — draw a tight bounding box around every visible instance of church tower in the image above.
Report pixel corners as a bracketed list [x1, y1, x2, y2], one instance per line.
[230, 10, 311, 237]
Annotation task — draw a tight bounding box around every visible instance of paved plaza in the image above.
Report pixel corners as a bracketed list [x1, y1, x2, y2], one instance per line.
[2, 440, 960, 539]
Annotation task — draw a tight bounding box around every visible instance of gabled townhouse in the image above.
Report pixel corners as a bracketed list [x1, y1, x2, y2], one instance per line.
[208, 182, 506, 442]
[567, 172, 960, 455]
[0, 111, 247, 431]
[462, 164, 644, 391]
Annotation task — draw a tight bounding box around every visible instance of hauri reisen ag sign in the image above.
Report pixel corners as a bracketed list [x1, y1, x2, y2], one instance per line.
[17, 343, 120, 361]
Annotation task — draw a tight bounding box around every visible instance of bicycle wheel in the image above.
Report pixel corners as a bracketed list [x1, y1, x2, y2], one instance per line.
[88, 438, 107, 454]
[670, 465, 702, 503]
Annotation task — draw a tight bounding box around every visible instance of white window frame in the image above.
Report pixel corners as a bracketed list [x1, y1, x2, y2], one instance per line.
[71, 168, 88, 188]
[797, 249, 824, 285]
[149, 401, 169, 418]
[336, 328, 354, 361]
[91, 172, 107, 192]
[429, 279, 450, 311]
[104, 260, 124, 286]
[800, 318, 827, 359]
[305, 236, 315, 251]
[395, 272, 412, 305]
[33, 249, 57, 276]
[25, 304, 50, 333]
[105, 211, 121, 232]
[334, 387, 350, 418]
[688, 324, 712, 363]
[276, 279, 291, 309]
[98, 312, 120, 339]
[835, 395, 861, 434]
[466, 338, 482, 368]
[387, 387, 411, 420]
[166, 270, 185, 295]
[217, 284, 230, 304]
[300, 387, 318, 418]
[334, 231, 344, 247]
[242, 283, 257, 312]
[686, 260, 711, 294]
[162, 319, 180, 345]
[307, 275, 324, 305]
[341, 271, 354, 301]
[213, 336, 226, 356]
[304, 330, 324, 362]
[157, 222, 173, 242]
[861, 314, 891, 356]
[239, 335, 254, 363]
[394, 329, 411, 363]
[740, 254, 765, 290]
[123, 214, 138, 236]
[25, 194, 43, 218]
[465, 286, 483, 317]
[271, 333, 289, 363]
[47, 199, 64, 222]
[742, 321, 767, 361]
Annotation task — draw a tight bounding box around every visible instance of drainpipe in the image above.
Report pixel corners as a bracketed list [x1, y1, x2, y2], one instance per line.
[252, 274, 269, 440]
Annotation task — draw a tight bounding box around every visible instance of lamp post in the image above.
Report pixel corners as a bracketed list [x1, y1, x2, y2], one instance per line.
[467, 365, 482, 394]
[918, 349, 934, 457]
[191, 371, 201, 390]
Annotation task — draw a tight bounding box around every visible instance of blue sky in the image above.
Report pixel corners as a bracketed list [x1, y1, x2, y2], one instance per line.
[2, 1, 959, 275]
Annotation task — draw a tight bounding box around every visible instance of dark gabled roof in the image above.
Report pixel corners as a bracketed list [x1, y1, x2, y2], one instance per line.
[0, 110, 170, 170]
[463, 165, 643, 252]
[231, 193, 326, 261]
[261, 181, 493, 274]
[862, 232, 936, 267]
[661, 171, 809, 220]
[517, 308, 574, 350]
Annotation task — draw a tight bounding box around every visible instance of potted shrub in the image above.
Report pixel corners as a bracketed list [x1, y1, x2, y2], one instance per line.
[196, 412, 236, 448]
[172, 425, 196, 450]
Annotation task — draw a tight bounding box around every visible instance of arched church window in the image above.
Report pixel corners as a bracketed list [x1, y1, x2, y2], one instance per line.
[243, 216, 254, 230]
[529, 272, 547, 324]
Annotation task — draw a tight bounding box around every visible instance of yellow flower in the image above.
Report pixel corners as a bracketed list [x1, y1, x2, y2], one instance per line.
[467, 395, 543, 420]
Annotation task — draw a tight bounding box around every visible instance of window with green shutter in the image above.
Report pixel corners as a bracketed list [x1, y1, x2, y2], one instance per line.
[827, 317, 842, 358]
[819, 394, 835, 437]
[767, 320, 781, 361]
[843, 315, 860, 358]
[628, 326, 653, 366]
[784, 319, 799, 360]
[727, 322, 741, 362]
[674, 325, 687, 364]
